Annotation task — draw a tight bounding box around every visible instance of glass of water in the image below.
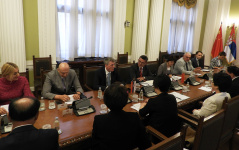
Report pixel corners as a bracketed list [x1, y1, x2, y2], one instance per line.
[100, 104, 107, 114]
[48, 100, 56, 109]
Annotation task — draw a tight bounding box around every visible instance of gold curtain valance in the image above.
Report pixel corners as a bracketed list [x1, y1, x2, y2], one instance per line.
[173, 0, 197, 9]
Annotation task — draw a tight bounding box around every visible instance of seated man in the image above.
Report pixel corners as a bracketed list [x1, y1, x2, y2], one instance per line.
[94, 58, 121, 91]
[42, 62, 84, 101]
[191, 51, 204, 69]
[92, 83, 151, 149]
[209, 51, 226, 69]
[193, 72, 231, 117]
[0, 97, 59, 150]
[226, 66, 239, 98]
[157, 56, 174, 78]
[130, 55, 154, 82]
[173, 52, 200, 75]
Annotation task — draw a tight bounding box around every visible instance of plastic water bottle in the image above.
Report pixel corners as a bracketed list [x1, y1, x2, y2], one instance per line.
[98, 87, 102, 99]
[54, 117, 62, 134]
[139, 89, 144, 101]
[186, 82, 190, 92]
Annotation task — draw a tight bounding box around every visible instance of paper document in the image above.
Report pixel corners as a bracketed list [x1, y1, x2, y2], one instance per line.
[171, 76, 181, 81]
[140, 80, 153, 86]
[0, 104, 9, 114]
[195, 73, 201, 76]
[199, 86, 212, 92]
[170, 92, 190, 102]
[65, 95, 75, 105]
[201, 69, 210, 72]
[131, 103, 141, 111]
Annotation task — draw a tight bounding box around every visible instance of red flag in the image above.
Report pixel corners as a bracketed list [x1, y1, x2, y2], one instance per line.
[211, 24, 223, 58]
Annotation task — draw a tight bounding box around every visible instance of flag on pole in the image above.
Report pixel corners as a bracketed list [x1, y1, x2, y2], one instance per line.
[224, 24, 237, 64]
[211, 24, 223, 58]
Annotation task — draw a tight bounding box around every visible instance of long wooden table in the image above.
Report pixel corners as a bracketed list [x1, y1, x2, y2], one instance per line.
[1, 72, 216, 149]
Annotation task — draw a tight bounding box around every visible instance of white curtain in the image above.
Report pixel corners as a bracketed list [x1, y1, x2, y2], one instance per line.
[0, 0, 26, 72]
[56, 0, 113, 61]
[131, 0, 149, 62]
[168, 2, 196, 54]
[38, 0, 56, 64]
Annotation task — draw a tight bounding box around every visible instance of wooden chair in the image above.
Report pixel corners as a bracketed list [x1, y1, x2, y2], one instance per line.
[33, 55, 52, 98]
[217, 95, 239, 150]
[116, 63, 132, 84]
[83, 65, 101, 91]
[117, 52, 128, 64]
[147, 60, 159, 76]
[146, 125, 188, 150]
[40, 69, 51, 89]
[178, 105, 227, 150]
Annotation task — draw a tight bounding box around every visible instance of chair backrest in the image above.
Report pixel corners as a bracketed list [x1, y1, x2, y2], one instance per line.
[147, 60, 159, 76]
[147, 125, 187, 150]
[117, 52, 128, 64]
[83, 65, 102, 91]
[193, 109, 225, 150]
[219, 95, 239, 146]
[117, 63, 132, 84]
[33, 55, 52, 79]
[40, 69, 51, 88]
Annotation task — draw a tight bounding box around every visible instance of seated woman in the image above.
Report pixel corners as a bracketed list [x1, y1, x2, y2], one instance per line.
[92, 83, 151, 150]
[193, 72, 231, 117]
[0, 62, 34, 115]
[157, 56, 174, 78]
[139, 75, 181, 137]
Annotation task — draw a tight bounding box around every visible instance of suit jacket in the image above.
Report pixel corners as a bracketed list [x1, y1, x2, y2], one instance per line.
[193, 92, 231, 117]
[157, 62, 174, 76]
[191, 57, 204, 69]
[42, 69, 84, 99]
[0, 125, 59, 150]
[92, 110, 151, 150]
[139, 93, 181, 137]
[94, 67, 122, 91]
[129, 63, 154, 82]
[173, 57, 194, 75]
[227, 77, 239, 98]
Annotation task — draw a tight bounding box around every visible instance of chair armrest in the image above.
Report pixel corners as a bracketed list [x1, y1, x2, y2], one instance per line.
[178, 109, 199, 128]
[84, 84, 94, 91]
[146, 126, 168, 141]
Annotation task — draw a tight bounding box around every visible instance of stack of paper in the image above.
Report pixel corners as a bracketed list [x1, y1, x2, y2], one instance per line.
[170, 92, 190, 102]
[140, 80, 153, 86]
[199, 86, 212, 92]
[131, 103, 141, 111]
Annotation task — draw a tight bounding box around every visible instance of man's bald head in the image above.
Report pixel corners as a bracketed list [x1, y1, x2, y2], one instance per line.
[9, 97, 40, 121]
[183, 52, 191, 62]
[58, 62, 70, 78]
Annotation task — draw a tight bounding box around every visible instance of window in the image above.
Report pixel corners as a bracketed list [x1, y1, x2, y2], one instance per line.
[168, 1, 196, 54]
[56, 0, 113, 60]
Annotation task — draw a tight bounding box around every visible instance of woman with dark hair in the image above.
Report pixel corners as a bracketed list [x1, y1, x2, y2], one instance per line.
[92, 83, 151, 150]
[157, 56, 175, 77]
[226, 66, 239, 98]
[193, 72, 232, 117]
[139, 75, 180, 137]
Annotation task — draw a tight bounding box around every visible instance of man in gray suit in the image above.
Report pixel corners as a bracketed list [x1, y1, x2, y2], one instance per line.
[173, 52, 200, 75]
[42, 62, 84, 101]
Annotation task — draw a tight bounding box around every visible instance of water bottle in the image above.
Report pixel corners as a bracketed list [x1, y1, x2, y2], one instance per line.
[139, 89, 144, 101]
[54, 117, 60, 131]
[186, 82, 190, 92]
[98, 87, 102, 99]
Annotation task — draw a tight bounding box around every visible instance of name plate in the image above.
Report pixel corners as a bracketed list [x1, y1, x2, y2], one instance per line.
[57, 103, 67, 110]
[62, 109, 73, 116]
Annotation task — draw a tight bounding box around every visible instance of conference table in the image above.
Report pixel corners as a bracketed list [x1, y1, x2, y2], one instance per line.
[1, 70, 219, 149]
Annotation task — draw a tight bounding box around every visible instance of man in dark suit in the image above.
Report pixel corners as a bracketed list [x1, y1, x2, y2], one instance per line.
[92, 83, 151, 150]
[0, 97, 59, 150]
[94, 58, 121, 91]
[42, 62, 84, 101]
[130, 55, 154, 82]
[191, 51, 204, 69]
[226, 66, 239, 98]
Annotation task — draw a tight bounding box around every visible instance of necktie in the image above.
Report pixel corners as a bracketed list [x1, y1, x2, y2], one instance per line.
[140, 67, 143, 77]
[61, 78, 66, 92]
[107, 73, 111, 86]
[186, 63, 189, 71]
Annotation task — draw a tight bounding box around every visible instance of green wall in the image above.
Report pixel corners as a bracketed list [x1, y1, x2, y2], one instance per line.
[230, 0, 239, 18]
[23, 0, 39, 86]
